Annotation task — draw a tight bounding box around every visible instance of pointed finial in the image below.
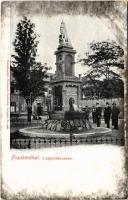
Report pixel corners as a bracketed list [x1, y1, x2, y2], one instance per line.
[59, 21, 72, 47]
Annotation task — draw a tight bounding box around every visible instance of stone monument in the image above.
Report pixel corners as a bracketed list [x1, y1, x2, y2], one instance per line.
[50, 21, 82, 113]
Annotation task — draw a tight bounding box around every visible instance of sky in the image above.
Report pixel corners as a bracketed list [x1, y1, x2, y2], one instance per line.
[9, 1, 126, 76]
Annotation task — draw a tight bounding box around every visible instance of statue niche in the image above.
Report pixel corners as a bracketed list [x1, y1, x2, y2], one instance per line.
[57, 55, 63, 77]
[53, 86, 62, 111]
[65, 55, 73, 76]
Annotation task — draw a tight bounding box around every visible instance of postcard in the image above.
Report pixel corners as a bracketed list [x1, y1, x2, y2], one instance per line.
[1, 1, 128, 199]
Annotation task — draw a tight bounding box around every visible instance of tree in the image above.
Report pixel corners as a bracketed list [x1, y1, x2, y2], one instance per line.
[82, 74, 103, 99]
[11, 16, 50, 105]
[80, 41, 124, 98]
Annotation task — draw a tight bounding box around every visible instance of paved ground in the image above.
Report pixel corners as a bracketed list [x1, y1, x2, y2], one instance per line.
[10, 115, 46, 133]
[92, 119, 124, 137]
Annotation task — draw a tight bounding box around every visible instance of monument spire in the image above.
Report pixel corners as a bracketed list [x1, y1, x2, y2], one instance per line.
[59, 21, 72, 47]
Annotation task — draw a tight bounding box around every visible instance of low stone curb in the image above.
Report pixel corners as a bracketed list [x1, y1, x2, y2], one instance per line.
[19, 126, 112, 139]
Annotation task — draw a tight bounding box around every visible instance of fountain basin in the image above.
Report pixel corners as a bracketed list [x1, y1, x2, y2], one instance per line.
[19, 126, 112, 139]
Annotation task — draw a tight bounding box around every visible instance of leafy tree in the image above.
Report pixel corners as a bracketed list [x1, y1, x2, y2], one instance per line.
[82, 75, 103, 99]
[80, 41, 124, 99]
[11, 16, 50, 105]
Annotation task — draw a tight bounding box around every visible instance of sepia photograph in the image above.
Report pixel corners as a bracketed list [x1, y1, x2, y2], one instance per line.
[10, 2, 125, 149]
[1, 1, 128, 199]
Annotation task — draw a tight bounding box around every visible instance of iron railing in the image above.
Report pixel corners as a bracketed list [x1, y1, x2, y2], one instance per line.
[11, 136, 124, 149]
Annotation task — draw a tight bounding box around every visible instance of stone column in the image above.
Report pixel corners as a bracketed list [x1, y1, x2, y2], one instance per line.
[62, 55, 65, 78]
[62, 84, 66, 111]
[72, 61, 75, 76]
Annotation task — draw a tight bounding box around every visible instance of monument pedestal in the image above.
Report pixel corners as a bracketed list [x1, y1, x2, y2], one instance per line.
[51, 76, 81, 112]
[50, 21, 82, 115]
